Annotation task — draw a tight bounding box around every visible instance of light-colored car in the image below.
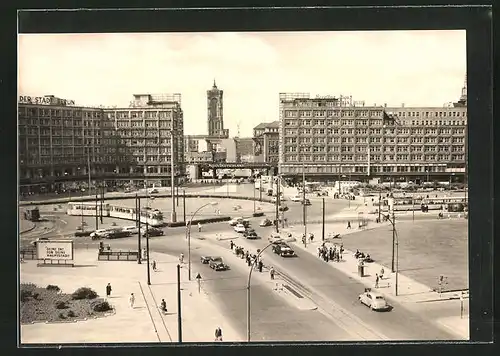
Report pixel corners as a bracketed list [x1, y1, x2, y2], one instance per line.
[229, 217, 244, 226]
[259, 218, 272, 227]
[268, 234, 283, 244]
[234, 223, 246, 233]
[121, 226, 139, 234]
[359, 290, 389, 311]
[90, 229, 112, 239]
[291, 195, 303, 202]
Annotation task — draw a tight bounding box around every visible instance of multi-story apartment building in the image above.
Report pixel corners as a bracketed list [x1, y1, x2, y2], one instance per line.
[18, 93, 184, 194]
[278, 87, 467, 183]
[253, 121, 280, 164]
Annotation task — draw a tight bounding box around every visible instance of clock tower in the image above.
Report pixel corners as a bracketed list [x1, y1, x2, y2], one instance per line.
[207, 80, 226, 137]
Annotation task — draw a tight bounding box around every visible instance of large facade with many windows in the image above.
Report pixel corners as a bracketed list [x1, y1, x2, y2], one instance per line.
[18, 94, 184, 194]
[278, 92, 467, 183]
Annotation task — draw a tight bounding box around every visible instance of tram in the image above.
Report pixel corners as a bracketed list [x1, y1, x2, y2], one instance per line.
[66, 202, 165, 227]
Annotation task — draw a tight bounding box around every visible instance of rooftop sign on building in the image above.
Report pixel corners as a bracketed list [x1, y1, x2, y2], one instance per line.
[19, 95, 75, 106]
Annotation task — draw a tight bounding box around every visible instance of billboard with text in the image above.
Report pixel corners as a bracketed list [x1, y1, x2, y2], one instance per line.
[36, 240, 74, 261]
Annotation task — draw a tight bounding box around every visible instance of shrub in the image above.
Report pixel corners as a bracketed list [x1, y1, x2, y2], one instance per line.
[55, 301, 68, 309]
[92, 300, 112, 312]
[58, 312, 66, 319]
[46, 284, 61, 292]
[67, 310, 76, 318]
[72, 287, 98, 300]
[20, 290, 32, 302]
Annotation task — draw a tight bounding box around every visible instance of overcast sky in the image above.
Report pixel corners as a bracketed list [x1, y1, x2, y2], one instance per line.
[18, 31, 466, 137]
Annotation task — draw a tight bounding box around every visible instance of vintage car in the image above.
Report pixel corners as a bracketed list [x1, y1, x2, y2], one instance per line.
[290, 195, 303, 202]
[259, 218, 272, 227]
[244, 231, 259, 239]
[268, 234, 283, 244]
[141, 227, 164, 238]
[104, 229, 131, 239]
[234, 223, 247, 233]
[359, 289, 390, 311]
[272, 243, 296, 257]
[209, 257, 230, 271]
[200, 255, 216, 264]
[229, 217, 248, 226]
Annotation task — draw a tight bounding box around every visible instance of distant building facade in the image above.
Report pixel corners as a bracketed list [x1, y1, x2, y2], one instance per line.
[18, 93, 184, 194]
[278, 82, 467, 183]
[253, 121, 279, 164]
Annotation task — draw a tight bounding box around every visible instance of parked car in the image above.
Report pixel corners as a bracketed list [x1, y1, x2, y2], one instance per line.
[268, 234, 283, 244]
[359, 289, 390, 311]
[234, 223, 246, 233]
[272, 243, 296, 257]
[209, 257, 230, 271]
[259, 218, 272, 227]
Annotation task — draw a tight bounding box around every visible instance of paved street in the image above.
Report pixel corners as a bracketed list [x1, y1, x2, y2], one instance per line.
[202, 222, 461, 341]
[19, 187, 467, 341]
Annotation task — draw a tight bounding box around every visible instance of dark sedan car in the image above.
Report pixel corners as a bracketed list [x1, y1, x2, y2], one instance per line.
[209, 257, 230, 271]
[244, 231, 259, 239]
[272, 243, 297, 257]
[142, 228, 164, 237]
[200, 255, 215, 264]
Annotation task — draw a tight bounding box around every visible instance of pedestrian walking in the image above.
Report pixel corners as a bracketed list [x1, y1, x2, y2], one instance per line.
[230, 240, 234, 250]
[179, 253, 184, 264]
[106, 283, 112, 298]
[129, 293, 135, 308]
[152, 260, 157, 271]
[160, 298, 167, 313]
[347, 221, 351, 229]
[270, 267, 275, 280]
[375, 274, 379, 289]
[380, 267, 385, 279]
[258, 260, 263, 273]
[214, 326, 223, 341]
[198, 223, 202, 232]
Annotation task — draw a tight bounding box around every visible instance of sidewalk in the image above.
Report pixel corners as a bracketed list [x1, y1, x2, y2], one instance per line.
[20, 250, 243, 344]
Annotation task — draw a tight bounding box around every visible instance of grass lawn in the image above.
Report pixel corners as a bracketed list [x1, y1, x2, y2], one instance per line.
[340, 220, 468, 292]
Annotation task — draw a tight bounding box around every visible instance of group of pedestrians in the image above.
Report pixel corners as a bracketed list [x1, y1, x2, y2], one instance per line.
[230, 240, 266, 273]
[317, 243, 344, 263]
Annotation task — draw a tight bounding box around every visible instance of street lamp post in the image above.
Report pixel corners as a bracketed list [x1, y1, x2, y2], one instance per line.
[169, 130, 177, 223]
[146, 189, 151, 285]
[247, 242, 274, 342]
[186, 201, 218, 280]
[136, 194, 142, 264]
[302, 164, 307, 248]
[385, 213, 399, 296]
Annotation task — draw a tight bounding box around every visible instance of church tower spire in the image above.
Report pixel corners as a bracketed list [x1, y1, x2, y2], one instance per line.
[213, 79, 217, 88]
